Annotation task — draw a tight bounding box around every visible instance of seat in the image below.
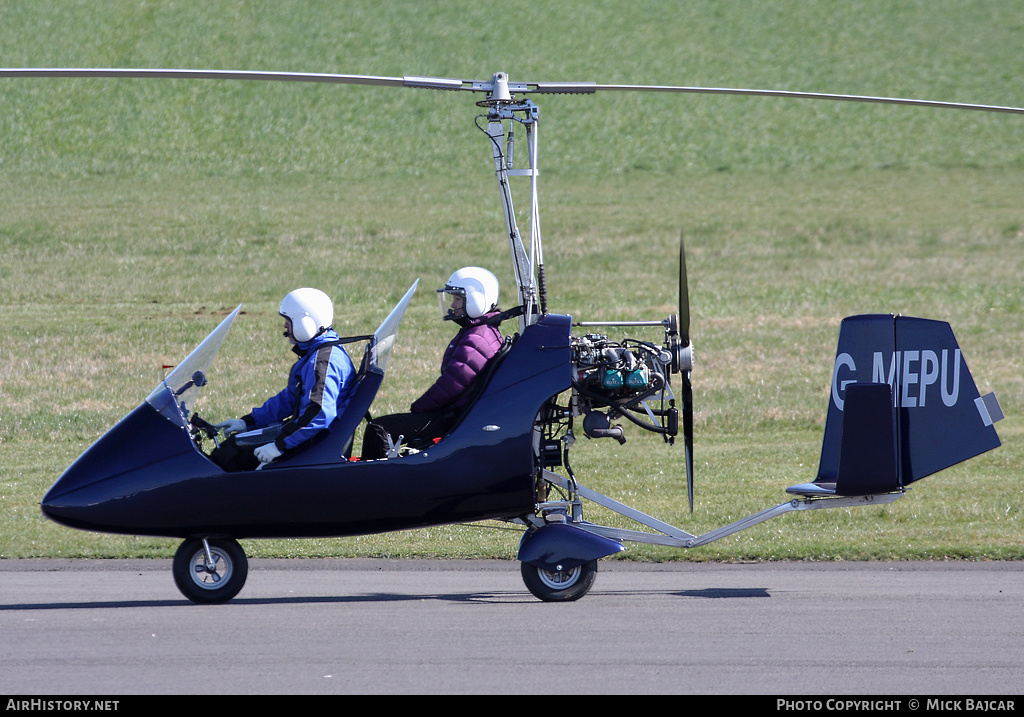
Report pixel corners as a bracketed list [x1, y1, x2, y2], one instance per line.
[434, 334, 516, 437]
[267, 340, 383, 467]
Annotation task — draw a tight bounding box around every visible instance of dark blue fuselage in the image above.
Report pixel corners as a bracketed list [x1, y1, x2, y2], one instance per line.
[42, 314, 573, 540]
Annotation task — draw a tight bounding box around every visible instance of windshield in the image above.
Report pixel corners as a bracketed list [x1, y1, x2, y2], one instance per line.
[371, 280, 418, 373]
[146, 306, 242, 426]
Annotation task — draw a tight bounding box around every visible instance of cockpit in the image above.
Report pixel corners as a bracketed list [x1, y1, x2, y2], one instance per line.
[146, 281, 419, 470]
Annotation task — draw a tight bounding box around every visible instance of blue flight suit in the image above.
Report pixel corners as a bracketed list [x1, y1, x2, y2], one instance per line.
[243, 329, 356, 453]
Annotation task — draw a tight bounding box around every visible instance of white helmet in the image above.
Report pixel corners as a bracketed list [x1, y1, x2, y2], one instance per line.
[279, 288, 333, 343]
[438, 267, 499, 320]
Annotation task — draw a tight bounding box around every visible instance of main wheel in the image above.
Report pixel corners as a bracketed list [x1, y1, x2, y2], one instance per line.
[520, 559, 598, 602]
[172, 538, 248, 604]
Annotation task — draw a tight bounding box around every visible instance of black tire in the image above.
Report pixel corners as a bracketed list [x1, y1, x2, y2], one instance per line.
[172, 538, 248, 604]
[520, 559, 598, 602]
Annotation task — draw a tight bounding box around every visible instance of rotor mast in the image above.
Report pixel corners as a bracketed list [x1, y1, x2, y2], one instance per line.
[478, 72, 545, 330]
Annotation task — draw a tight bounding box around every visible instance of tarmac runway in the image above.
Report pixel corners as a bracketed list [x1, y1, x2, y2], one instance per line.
[1, 558, 1022, 696]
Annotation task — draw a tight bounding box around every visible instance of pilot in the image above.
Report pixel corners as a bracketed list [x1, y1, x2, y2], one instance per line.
[213, 288, 356, 470]
[361, 266, 504, 459]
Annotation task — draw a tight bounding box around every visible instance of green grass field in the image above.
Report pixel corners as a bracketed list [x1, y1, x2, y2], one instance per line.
[1, 1, 1021, 561]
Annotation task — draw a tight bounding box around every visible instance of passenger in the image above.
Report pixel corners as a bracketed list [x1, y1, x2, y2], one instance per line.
[361, 267, 504, 459]
[213, 288, 356, 471]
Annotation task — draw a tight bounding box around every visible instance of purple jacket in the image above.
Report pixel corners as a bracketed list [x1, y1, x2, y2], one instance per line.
[410, 311, 504, 413]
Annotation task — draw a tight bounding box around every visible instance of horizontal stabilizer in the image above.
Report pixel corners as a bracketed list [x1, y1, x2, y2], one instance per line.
[786, 481, 837, 496]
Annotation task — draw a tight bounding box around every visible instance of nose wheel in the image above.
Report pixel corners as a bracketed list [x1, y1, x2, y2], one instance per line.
[172, 538, 248, 604]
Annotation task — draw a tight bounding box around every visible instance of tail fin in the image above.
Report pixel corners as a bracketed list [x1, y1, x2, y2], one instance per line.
[787, 315, 1002, 497]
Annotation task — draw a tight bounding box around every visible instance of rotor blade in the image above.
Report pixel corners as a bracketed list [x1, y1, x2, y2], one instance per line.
[682, 376, 694, 513]
[679, 231, 690, 345]
[498, 77, 1024, 114]
[0, 68, 474, 91]
[589, 83, 1024, 115]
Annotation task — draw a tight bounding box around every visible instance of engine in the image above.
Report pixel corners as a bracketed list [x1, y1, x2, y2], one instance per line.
[569, 324, 691, 444]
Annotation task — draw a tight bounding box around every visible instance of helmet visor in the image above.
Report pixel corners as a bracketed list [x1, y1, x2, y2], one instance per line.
[437, 285, 466, 320]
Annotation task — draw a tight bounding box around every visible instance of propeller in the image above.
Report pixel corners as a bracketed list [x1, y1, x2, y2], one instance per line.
[678, 232, 694, 512]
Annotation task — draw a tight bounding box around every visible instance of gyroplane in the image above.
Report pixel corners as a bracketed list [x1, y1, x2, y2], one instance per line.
[6, 68, 1009, 602]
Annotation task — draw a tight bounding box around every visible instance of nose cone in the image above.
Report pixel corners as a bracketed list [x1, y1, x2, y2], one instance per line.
[41, 402, 209, 535]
